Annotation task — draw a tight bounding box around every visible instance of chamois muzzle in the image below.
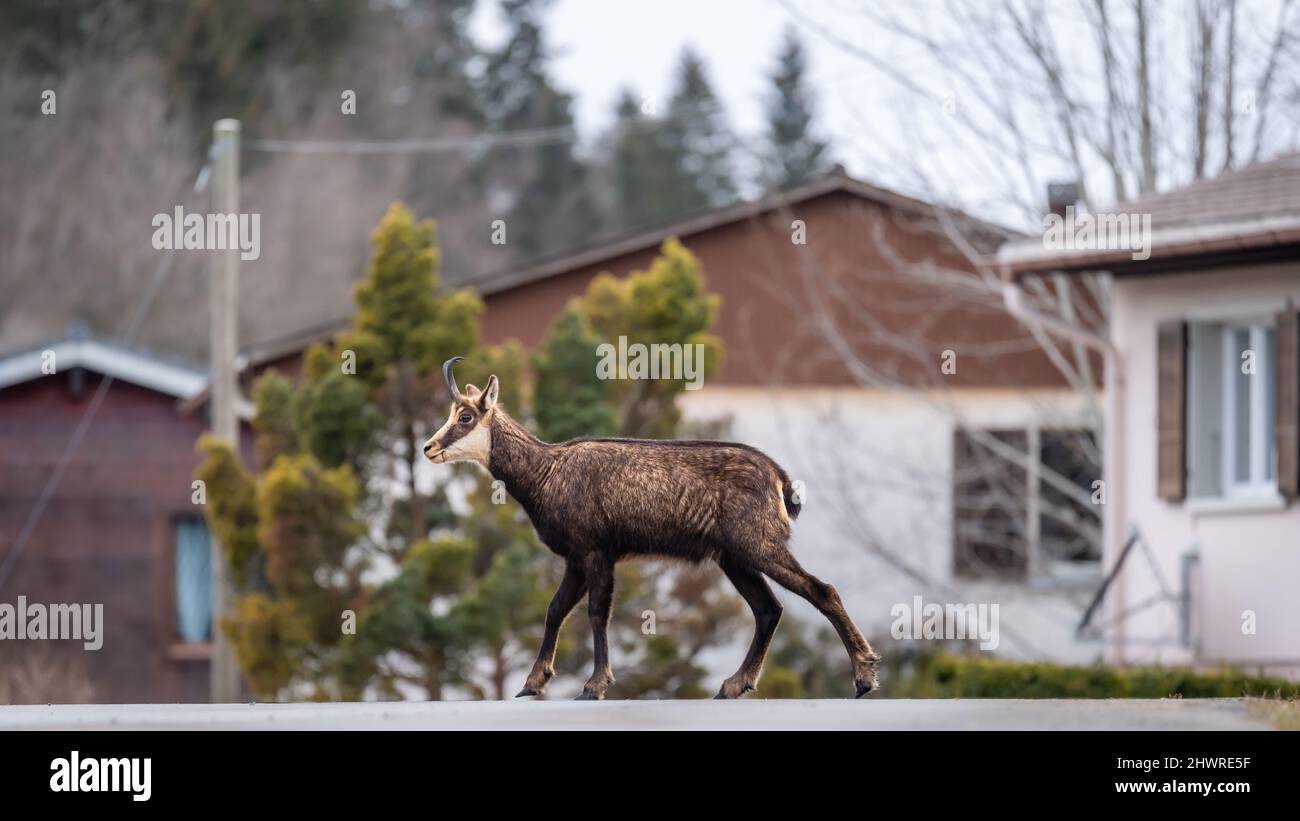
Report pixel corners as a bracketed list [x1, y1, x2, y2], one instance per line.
[442, 356, 464, 402]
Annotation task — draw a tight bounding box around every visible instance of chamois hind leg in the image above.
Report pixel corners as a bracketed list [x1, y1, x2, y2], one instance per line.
[714, 556, 782, 699]
[576, 553, 615, 700]
[517, 560, 586, 698]
[756, 548, 881, 697]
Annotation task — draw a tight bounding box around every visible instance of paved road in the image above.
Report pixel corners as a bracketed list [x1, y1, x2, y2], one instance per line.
[0, 698, 1272, 730]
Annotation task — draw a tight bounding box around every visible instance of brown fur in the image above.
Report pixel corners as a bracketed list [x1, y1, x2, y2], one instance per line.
[424, 370, 879, 700]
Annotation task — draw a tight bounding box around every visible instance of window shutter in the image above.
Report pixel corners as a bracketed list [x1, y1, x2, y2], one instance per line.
[1156, 321, 1187, 501]
[1276, 308, 1299, 500]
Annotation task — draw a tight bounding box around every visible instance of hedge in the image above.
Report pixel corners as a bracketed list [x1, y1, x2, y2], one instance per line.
[886, 651, 1300, 699]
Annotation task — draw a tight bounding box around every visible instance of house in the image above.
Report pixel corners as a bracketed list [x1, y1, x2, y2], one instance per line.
[1001, 152, 1300, 676]
[0, 327, 251, 702]
[242, 168, 1105, 663]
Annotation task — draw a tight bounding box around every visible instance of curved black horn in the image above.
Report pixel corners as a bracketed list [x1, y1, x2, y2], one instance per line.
[442, 356, 464, 400]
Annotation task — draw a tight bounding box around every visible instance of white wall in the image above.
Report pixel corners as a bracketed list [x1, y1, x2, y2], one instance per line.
[1109, 263, 1300, 676]
[680, 384, 1102, 665]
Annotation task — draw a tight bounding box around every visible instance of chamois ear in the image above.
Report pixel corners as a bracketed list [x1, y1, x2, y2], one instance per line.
[463, 383, 482, 401]
[479, 374, 499, 411]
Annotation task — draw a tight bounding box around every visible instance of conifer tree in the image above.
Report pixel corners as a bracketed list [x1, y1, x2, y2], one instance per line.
[197, 203, 549, 701]
[532, 305, 619, 443]
[762, 28, 832, 188]
[665, 48, 737, 209]
[608, 89, 689, 231]
[479, 0, 599, 260]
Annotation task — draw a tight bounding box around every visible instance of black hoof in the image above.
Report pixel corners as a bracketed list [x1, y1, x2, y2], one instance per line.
[713, 692, 727, 700]
[575, 691, 601, 701]
[515, 687, 539, 698]
[854, 681, 878, 698]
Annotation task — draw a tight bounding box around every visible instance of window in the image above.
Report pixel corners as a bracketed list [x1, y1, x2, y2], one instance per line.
[953, 429, 1028, 580]
[1186, 319, 1278, 499]
[953, 427, 1100, 581]
[175, 519, 213, 644]
[1039, 429, 1101, 564]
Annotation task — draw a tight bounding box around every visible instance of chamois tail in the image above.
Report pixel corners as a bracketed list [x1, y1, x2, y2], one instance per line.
[778, 467, 801, 521]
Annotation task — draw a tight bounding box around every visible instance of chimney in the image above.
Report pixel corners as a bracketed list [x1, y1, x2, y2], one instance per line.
[1046, 181, 1079, 217]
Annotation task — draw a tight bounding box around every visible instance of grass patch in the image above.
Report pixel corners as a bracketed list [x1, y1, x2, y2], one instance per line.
[1246, 695, 1300, 730]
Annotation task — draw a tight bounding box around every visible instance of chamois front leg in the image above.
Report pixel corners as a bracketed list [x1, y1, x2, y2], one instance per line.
[517, 561, 586, 698]
[576, 553, 615, 700]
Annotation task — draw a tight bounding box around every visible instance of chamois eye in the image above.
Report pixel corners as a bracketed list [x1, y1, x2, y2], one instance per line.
[458, 412, 473, 425]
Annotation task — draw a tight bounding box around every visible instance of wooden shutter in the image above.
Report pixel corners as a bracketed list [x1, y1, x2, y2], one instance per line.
[1156, 321, 1188, 501]
[1276, 308, 1299, 500]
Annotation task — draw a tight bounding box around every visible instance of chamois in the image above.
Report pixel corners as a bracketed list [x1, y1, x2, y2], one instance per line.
[423, 357, 880, 700]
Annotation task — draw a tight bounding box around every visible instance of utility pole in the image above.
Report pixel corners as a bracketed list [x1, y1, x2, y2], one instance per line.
[209, 118, 241, 703]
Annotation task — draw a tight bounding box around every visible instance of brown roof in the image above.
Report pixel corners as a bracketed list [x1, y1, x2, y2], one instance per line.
[459, 167, 1013, 296]
[241, 168, 1014, 369]
[1001, 151, 1300, 277]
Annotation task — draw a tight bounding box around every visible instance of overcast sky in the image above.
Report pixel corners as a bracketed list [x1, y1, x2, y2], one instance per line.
[472, 1, 887, 179]
[471, 0, 1297, 229]
[545, 0, 820, 136]
[469, 0, 1071, 227]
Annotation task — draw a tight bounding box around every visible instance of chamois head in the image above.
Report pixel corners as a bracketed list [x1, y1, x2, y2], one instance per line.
[423, 356, 499, 466]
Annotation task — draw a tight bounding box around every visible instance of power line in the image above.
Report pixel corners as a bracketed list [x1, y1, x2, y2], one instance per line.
[246, 123, 578, 155]
[242, 103, 729, 156]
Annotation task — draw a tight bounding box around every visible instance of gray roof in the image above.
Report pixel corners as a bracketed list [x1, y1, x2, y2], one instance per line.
[999, 152, 1300, 276]
[0, 334, 206, 398]
[1109, 151, 1300, 229]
